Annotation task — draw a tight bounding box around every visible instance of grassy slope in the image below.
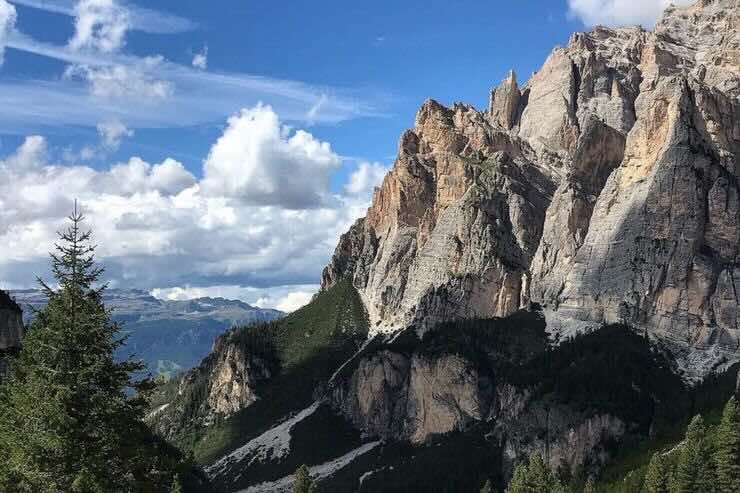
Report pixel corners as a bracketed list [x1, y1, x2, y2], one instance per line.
[165, 279, 369, 464]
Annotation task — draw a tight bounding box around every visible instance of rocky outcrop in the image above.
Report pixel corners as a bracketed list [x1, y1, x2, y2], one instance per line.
[322, 0, 740, 377]
[203, 335, 273, 416]
[0, 290, 23, 376]
[149, 330, 274, 439]
[330, 344, 628, 478]
[331, 351, 492, 443]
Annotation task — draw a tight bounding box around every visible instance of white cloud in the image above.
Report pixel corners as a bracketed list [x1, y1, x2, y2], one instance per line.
[345, 161, 388, 196]
[69, 0, 129, 53]
[274, 290, 315, 312]
[567, 0, 695, 27]
[64, 58, 173, 103]
[0, 31, 380, 131]
[0, 0, 17, 65]
[202, 105, 342, 209]
[95, 156, 196, 196]
[192, 46, 207, 70]
[12, 0, 196, 34]
[97, 117, 133, 150]
[150, 283, 319, 312]
[0, 106, 376, 299]
[3, 135, 46, 170]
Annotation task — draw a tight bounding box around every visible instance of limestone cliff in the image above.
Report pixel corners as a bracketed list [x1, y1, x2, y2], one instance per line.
[149, 329, 275, 440]
[323, 0, 740, 378]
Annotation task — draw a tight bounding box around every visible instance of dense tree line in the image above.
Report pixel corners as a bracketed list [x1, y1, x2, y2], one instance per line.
[643, 396, 740, 493]
[0, 210, 209, 492]
[496, 394, 740, 493]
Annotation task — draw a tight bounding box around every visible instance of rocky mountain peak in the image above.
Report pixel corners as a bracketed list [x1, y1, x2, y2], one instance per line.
[323, 0, 740, 379]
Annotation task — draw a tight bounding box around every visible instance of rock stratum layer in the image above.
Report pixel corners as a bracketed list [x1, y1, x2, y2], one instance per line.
[323, 0, 740, 378]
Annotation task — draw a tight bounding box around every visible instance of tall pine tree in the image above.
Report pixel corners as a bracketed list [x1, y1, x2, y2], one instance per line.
[0, 208, 194, 492]
[506, 452, 568, 493]
[714, 396, 740, 493]
[675, 414, 713, 493]
[643, 452, 669, 493]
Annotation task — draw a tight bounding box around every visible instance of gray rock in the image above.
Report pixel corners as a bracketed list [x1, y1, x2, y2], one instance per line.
[323, 0, 740, 379]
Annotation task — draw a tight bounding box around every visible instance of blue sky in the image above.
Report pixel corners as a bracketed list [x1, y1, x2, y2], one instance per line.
[0, 0, 685, 310]
[1, 0, 580, 183]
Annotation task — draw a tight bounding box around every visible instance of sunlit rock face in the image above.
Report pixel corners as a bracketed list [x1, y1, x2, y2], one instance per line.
[323, 0, 740, 378]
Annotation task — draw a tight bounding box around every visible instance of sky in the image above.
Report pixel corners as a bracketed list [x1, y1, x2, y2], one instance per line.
[0, 0, 692, 312]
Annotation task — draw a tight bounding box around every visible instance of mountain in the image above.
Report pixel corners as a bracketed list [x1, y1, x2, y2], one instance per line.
[0, 289, 23, 376]
[323, 0, 740, 381]
[153, 1, 740, 491]
[9, 289, 283, 377]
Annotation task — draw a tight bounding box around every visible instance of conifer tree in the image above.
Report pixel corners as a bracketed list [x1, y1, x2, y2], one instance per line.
[294, 464, 315, 493]
[675, 414, 713, 493]
[714, 396, 740, 493]
[643, 453, 669, 493]
[507, 452, 568, 493]
[0, 207, 189, 492]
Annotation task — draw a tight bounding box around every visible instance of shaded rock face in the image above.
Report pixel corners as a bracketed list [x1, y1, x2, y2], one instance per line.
[0, 290, 23, 376]
[0, 290, 23, 351]
[330, 349, 625, 477]
[330, 351, 492, 443]
[322, 0, 740, 377]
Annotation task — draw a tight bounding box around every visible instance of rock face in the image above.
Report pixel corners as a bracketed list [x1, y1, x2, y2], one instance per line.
[322, 0, 740, 377]
[0, 290, 23, 377]
[0, 290, 23, 352]
[150, 330, 274, 439]
[331, 351, 492, 443]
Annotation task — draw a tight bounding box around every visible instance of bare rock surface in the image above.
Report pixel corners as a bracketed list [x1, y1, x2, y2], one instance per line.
[323, 0, 740, 379]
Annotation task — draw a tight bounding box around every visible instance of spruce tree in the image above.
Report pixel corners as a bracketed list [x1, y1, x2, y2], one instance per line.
[506, 452, 568, 493]
[675, 414, 713, 493]
[294, 464, 314, 493]
[643, 453, 669, 493]
[0, 208, 188, 492]
[714, 396, 740, 493]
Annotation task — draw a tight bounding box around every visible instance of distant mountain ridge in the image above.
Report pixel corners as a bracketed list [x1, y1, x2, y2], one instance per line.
[9, 289, 283, 377]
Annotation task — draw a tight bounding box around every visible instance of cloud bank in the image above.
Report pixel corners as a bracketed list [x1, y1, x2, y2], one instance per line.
[0, 105, 386, 311]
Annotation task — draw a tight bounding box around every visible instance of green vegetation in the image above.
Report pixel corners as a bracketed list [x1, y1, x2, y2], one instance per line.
[293, 464, 316, 493]
[506, 452, 569, 493]
[158, 278, 369, 464]
[0, 210, 209, 492]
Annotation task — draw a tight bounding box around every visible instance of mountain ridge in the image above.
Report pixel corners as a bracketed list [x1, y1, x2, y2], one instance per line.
[152, 1, 740, 491]
[322, 0, 740, 380]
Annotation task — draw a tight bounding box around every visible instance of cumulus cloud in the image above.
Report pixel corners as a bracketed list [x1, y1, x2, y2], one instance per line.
[0, 106, 376, 303]
[64, 57, 173, 103]
[345, 161, 388, 197]
[0, 0, 15, 65]
[567, 0, 695, 27]
[192, 46, 207, 70]
[3, 135, 47, 170]
[202, 104, 342, 209]
[97, 117, 133, 150]
[274, 290, 315, 312]
[69, 0, 129, 53]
